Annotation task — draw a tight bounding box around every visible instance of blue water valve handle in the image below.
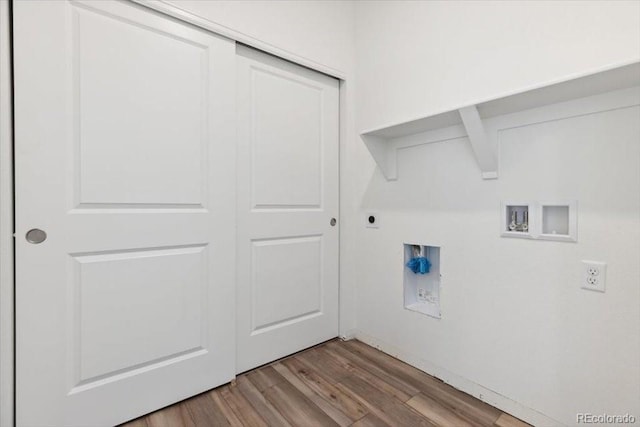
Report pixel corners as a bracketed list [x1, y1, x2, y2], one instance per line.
[406, 257, 431, 274]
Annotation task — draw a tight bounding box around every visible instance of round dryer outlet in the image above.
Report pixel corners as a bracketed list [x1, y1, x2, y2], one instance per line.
[365, 212, 379, 228]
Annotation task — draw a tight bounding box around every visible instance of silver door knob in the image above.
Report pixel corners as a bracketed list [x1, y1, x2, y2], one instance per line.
[26, 229, 47, 244]
[330, 218, 337, 226]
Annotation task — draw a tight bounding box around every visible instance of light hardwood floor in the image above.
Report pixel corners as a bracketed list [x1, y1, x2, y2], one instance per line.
[121, 339, 530, 427]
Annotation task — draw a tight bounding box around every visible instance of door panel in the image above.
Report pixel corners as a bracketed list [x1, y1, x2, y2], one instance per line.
[250, 68, 323, 208]
[14, 1, 236, 425]
[73, 245, 206, 383]
[76, 4, 207, 205]
[236, 46, 339, 373]
[251, 236, 323, 332]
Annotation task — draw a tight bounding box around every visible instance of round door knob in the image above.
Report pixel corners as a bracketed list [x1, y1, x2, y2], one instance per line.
[330, 218, 337, 226]
[26, 229, 47, 244]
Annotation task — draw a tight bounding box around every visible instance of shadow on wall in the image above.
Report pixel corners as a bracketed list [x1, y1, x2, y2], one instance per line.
[361, 135, 495, 213]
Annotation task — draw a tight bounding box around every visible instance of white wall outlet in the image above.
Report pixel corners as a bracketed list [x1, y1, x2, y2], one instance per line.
[581, 260, 606, 292]
[365, 211, 379, 228]
[417, 287, 427, 302]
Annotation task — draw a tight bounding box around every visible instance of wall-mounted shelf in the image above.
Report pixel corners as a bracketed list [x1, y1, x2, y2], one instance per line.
[361, 61, 640, 181]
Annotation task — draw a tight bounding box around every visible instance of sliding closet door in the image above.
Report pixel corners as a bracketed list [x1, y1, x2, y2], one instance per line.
[14, 1, 236, 425]
[236, 46, 340, 373]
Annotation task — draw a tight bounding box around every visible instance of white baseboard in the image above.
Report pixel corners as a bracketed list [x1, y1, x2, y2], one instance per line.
[339, 328, 358, 341]
[352, 330, 563, 427]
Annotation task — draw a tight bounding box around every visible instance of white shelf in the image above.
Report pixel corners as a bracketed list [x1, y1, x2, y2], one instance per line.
[362, 61, 640, 180]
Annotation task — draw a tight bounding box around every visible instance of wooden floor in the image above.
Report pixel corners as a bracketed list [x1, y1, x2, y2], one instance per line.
[122, 339, 530, 427]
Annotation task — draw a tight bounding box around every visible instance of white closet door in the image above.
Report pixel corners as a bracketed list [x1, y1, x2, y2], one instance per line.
[14, 1, 236, 425]
[236, 46, 340, 373]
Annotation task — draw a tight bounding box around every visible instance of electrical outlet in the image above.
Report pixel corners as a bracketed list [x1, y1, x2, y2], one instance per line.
[581, 260, 606, 292]
[586, 266, 600, 276]
[417, 288, 427, 301]
[365, 211, 379, 228]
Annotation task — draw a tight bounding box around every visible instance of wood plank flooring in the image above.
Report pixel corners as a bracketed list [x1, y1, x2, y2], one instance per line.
[122, 339, 530, 427]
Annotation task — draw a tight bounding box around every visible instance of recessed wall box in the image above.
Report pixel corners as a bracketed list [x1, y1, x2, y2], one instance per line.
[403, 244, 441, 319]
[501, 202, 534, 239]
[500, 201, 577, 242]
[539, 201, 577, 242]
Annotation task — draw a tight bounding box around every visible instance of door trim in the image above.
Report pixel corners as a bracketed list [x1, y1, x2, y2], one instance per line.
[0, 0, 14, 426]
[130, 0, 346, 80]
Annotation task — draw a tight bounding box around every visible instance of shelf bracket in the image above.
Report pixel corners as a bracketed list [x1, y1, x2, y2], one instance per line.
[362, 134, 397, 180]
[458, 105, 498, 179]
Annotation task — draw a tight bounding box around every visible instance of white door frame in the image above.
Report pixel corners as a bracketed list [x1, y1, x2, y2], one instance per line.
[0, 1, 350, 425]
[0, 0, 15, 426]
[129, 0, 346, 80]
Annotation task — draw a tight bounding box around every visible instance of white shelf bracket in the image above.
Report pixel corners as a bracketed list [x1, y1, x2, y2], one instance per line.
[458, 105, 498, 179]
[362, 134, 397, 180]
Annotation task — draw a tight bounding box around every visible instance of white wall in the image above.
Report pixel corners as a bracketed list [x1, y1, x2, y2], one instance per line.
[4, 1, 638, 425]
[353, 1, 640, 425]
[355, 0, 640, 130]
